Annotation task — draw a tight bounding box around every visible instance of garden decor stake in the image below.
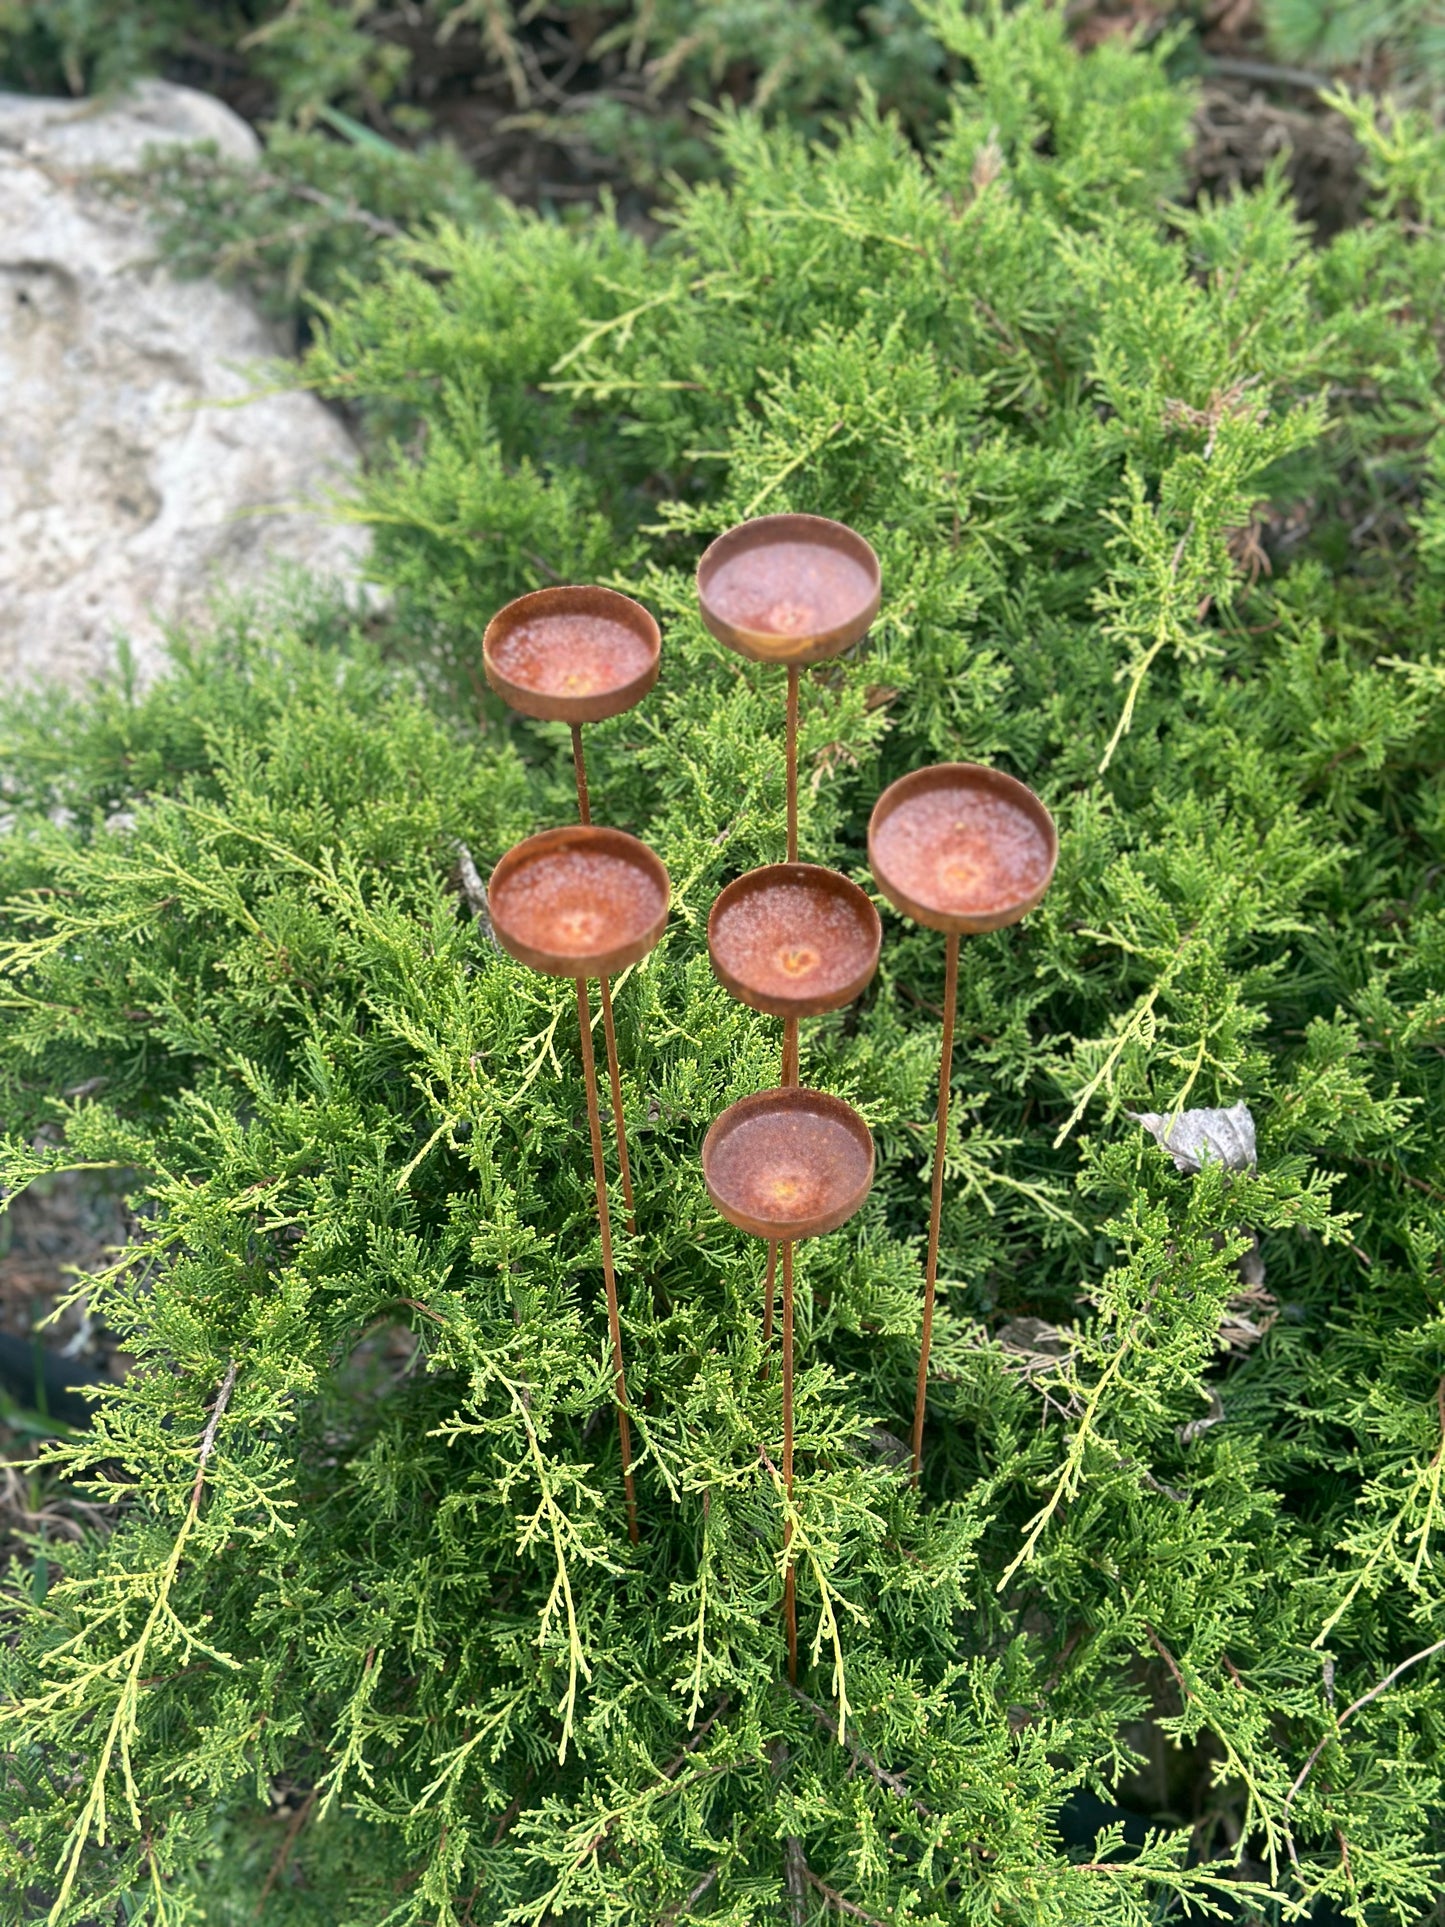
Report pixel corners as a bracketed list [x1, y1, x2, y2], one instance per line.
[488, 824, 670, 1543]
[696, 513, 880, 869]
[485, 586, 661, 1233]
[697, 515, 880, 1356]
[703, 1086, 874, 1679]
[707, 863, 880, 1356]
[869, 764, 1057, 1486]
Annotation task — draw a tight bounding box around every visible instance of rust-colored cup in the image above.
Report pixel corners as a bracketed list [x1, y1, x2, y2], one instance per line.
[483, 585, 660, 724]
[868, 763, 1057, 936]
[702, 1086, 874, 1241]
[488, 826, 669, 978]
[696, 514, 881, 666]
[708, 863, 881, 1019]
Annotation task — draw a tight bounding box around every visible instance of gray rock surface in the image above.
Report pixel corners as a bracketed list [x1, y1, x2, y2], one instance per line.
[0, 80, 368, 691]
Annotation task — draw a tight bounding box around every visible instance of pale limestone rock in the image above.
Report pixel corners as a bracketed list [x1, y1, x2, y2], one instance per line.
[0, 81, 368, 691]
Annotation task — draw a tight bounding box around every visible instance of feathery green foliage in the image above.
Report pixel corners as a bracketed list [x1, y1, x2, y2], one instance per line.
[132, 124, 499, 331]
[1263, 0, 1445, 94]
[3, 6, 1445, 1923]
[0, 0, 950, 179]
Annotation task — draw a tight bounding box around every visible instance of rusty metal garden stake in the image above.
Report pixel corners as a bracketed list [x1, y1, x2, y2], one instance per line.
[703, 1087, 874, 1679]
[707, 862, 880, 1365]
[869, 763, 1058, 1488]
[695, 517, 883, 1672]
[484, 586, 661, 1236]
[697, 512, 880, 872]
[488, 825, 671, 1543]
[696, 514, 880, 1365]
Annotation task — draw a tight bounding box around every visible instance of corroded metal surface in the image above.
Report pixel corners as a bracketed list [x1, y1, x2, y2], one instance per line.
[484, 584, 660, 724]
[868, 762, 1057, 936]
[696, 513, 881, 667]
[488, 826, 669, 978]
[708, 862, 881, 1019]
[702, 1086, 874, 1241]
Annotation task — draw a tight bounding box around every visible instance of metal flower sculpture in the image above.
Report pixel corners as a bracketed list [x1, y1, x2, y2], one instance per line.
[869, 763, 1058, 1485]
[488, 825, 670, 1543]
[484, 586, 661, 1231]
[702, 1086, 874, 1679]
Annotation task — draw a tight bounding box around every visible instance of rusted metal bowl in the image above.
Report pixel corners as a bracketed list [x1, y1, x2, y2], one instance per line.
[695, 514, 881, 666]
[488, 826, 670, 977]
[483, 585, 661, 724]
[708, 863, 881, 1018]
[702, 1086, 874, 1240]
[868, 763, 1057, 936]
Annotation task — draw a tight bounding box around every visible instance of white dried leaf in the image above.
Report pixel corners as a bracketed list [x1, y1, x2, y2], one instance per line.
[1179, 1390, 1226, 1445]
[1128, 1101, 1257, 1174]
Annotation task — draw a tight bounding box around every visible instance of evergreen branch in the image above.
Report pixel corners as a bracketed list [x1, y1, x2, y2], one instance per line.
[1052, 928, 1198, 1147]
[433, 1361, 625, 1764]
[1313, 1380, 1445, 1645]
[1410, 1381, 1445, 1584]
[804, 1867, 890, 1925]
[996, 1307, 1149, 1591]
[512, 1755, 752, 1925]
[35, 1360, 239, 1927]
[549, 282, 696, 376]
[1097, 395, 1253, 774]
[755, 205, 929, 257]
[1098, 629, 1172, 777]
[658, 1863, 721, 1923]
[394, 1115, 459, 1192]
[1143, 1625, 1285, 1877]
[761, 1449, 864, 1741]
[785, 1684, 934, 1819]
[681, 1500, 714, 1727]
[952, 1140, 1088, 1233]
[1283, 1635, 1445, 1871]
[744, 420, 845, 518]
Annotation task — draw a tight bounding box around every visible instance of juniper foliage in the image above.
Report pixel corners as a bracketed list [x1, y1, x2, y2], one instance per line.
[1263, 0, 1445, 96]
[130, 124, 499, 333]
[2, 6, 1445, 1924]
[0, 0, 949, 185]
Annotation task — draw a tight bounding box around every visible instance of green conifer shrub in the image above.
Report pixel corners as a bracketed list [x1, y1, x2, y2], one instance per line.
[1263, 0, 1445, 96]
[131, 123, 500, 336]
[0, 0, 950, 188]
[3, 6, 1444, 1923]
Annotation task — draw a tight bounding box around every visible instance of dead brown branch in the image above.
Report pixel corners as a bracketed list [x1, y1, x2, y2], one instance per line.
[1284, 1635, 1445, 1871]
[805, 1867, 890, 1924]
[786, 1683, 933, 1819]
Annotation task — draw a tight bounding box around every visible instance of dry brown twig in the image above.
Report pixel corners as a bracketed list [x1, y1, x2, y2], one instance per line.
[786, 1684, 933, 1819]
[805, 1867, 889, 1925]
[1283, 1635, 1445, 1872]
[255, 1786, 316, 1917]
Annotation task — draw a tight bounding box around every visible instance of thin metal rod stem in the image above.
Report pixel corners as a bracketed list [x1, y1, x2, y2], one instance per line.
[598, 976, 636, 1235]
[761, 1244, 777, 1369]
[785, 665, 799, 864]
[782, 1238, 797, 1684]
[912, 928, 959, 1488]
[572, 726, 637, 1236]
[575, 975, 638, 1542]
[762, 1018, 800, 1378]
[571, 722, 591, 824]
